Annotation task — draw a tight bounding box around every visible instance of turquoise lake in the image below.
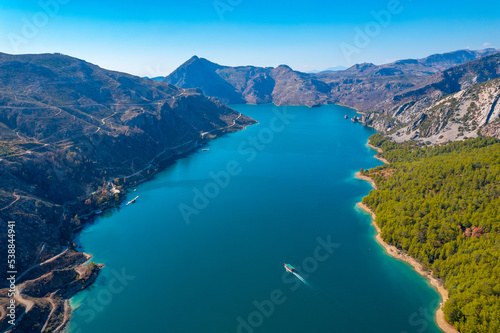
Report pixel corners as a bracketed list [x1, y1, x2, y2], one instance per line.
[69, 104, 442, 333]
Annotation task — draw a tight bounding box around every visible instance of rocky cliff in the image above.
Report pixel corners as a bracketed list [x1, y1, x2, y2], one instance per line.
[362, 52, 500, 134]
[387, 77, 500, 144]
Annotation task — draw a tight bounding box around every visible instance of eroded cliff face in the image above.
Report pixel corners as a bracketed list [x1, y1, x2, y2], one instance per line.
[352, 53, 500, 143]
[0, 53, 256, 332]
[387, 78, 500, 144]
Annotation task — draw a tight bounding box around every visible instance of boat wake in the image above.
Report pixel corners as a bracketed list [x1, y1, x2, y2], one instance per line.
[293, 272, 310, 287]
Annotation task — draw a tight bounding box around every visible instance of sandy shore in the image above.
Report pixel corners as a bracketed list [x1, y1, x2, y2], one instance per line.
[357, 144, 459, 333]
[355, 172, 378, 190]
[367, 142, 390, 164]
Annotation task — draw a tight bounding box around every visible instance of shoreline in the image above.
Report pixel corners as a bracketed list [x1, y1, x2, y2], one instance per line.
[366, 142, 390, 164]
[356, 145, 459, 333]
[354, 172, 378, 190]
[2, 115, 256, 333]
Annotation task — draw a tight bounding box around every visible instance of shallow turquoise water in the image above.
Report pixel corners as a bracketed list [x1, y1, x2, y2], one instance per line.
[69, 104, 442, 333]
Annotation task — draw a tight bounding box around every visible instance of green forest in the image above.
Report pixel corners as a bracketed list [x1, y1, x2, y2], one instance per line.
[362, 134, 500, 333]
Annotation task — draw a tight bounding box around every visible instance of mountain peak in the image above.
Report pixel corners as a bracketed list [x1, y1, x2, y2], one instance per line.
[178, 55, 221, 70]
[184, 55, 202, 65]
[277, 64, 292, 70]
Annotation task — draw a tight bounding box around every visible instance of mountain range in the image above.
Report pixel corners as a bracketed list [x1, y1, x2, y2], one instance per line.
[307, 66, 348, 73]
[164, 49, 499, 106]
[163, 48, 500, 142]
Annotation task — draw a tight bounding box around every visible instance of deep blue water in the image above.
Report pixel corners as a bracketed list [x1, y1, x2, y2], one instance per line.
[69, 104, 442, 333]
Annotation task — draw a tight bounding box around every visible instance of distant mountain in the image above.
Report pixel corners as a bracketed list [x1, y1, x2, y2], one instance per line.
[164, 56, 248, 104]
[307, 66, 347, 73]
[143, 76, 166, 81]
[165, 49, 500, 108]
[419, 48, 498, 71]
[0, 52, 255, 332]
[312, 49, 500, 112]
[323, 66, 348, 72]
[164, 56, 338, 106]
[334, 49, 500, 77]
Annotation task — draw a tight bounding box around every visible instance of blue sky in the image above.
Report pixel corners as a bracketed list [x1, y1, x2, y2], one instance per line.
[0, 0, 499, 76]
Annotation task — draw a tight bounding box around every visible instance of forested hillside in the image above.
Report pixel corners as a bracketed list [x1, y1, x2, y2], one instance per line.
[362, 135, 500, 333]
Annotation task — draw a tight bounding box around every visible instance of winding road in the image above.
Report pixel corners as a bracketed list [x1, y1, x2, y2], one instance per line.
[124, 112, 243, 180]
[0, 192, 20, 211]
[15, 248, 69, 283]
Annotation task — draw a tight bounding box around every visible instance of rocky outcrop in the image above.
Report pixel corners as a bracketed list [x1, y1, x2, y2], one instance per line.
[0, 250, 101, 333]
[389, 77, 500, 143]
[480, 119, 500, 138]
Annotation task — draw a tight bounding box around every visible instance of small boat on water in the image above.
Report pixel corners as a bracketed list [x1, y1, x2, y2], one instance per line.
[126, 196, 139, 206]
[284, 263, 295, 273]
[202, 149, 210, 151]
[344, 115, 348, 119]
